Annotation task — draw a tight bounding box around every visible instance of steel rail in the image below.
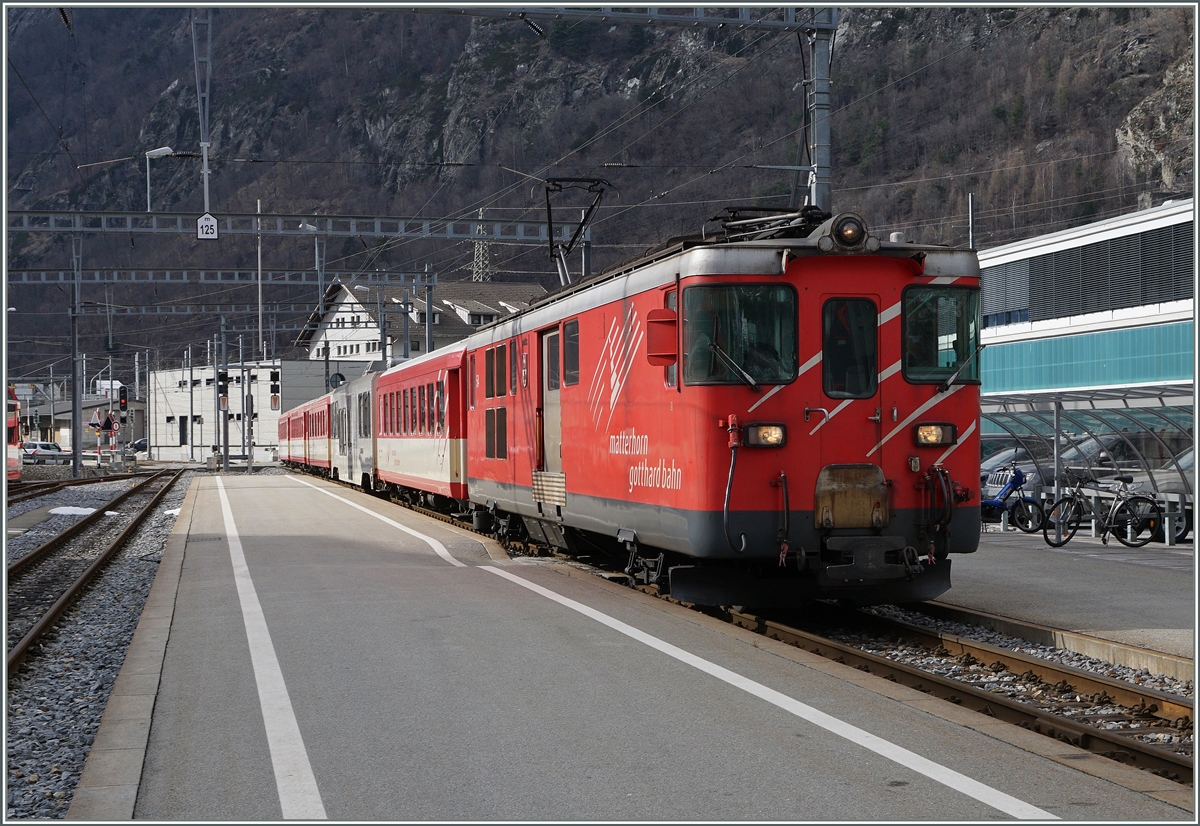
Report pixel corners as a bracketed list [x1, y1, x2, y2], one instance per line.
[722, 608, 1193, 784]
[7, 469, 186, 671]
[856, 611, 1193, 724]
[7, 471, 171, 576]
[7, 472, 156, 505]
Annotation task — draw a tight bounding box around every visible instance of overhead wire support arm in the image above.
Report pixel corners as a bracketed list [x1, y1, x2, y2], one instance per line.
[544, 178, 611, 287]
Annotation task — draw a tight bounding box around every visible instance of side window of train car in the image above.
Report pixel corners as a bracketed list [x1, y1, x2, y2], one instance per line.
[510, 339, 518, 395]
[485, 348, 495, 399]
[546, 332, 560, 391]
[484, 346, 508, 460]
[823, 298, 878, 399]
[496, 344, 507, 396]
[436, 381, 445, 433]
[469, 355, 477, 409]
[426, 382, 435, 435]
[563, 320, 579, 386]
[665, 291, 678, 388]
[419, 385, 427, 433]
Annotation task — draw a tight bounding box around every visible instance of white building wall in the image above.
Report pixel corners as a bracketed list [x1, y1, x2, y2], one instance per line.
[148, 360, 283, 463]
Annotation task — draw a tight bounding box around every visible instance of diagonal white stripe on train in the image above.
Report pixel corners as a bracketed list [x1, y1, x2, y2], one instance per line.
[809, 398, 854, 435]
[808, 360, 901, 435]
[867, 383, 966, 458]
[878, 275, 960, 326]
[748, 351, 822, 415]
[935, 418, 977, 465]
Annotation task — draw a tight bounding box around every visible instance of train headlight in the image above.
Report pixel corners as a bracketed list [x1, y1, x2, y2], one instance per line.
[745, 424, 786, 447]
[835, 215, 865, 246]
[914, 423, 957, 447]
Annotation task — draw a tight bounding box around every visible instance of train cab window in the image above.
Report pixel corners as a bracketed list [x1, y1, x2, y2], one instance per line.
[496, 344, 507, 396]
[823, 298, 878, 399]
[902, 286, 981, 384]
[682, 285, 797, 385]
[563, 320, 579, 386]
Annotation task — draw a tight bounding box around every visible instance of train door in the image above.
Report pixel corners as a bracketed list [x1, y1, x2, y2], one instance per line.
[540, 328, 562, 473]
[813, 293, 890, 531]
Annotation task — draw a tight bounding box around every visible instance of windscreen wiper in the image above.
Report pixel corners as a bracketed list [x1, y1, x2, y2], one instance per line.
[709, 342, 761, 392]
[937, 342, 986, 393]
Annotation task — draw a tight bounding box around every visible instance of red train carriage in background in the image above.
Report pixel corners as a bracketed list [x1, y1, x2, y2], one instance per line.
[282, 395, 332, 474]
[373, 345, 469, 503]
[7, 387, 21, 482]
[287, 210, 981, 608]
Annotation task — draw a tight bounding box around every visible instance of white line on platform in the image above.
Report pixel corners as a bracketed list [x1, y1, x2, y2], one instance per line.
[215, 478, 328, 820]
[481, 565, 1057, 821]
[286, 475, 465, 567]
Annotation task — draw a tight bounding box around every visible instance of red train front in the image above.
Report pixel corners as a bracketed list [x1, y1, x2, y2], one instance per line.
[466, 211, 981, 607]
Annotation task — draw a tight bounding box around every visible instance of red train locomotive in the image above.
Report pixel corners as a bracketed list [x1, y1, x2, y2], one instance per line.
[282, 210, 982, 607]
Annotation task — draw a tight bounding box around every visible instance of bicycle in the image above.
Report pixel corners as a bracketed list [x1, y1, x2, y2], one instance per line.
[1042, 469, 1163, 548]
[981, 460, 1044, 532]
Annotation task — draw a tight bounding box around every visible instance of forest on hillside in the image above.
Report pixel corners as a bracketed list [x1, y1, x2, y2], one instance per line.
[6, 6, 1193, 378]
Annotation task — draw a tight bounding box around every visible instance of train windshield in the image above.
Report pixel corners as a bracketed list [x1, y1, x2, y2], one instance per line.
[682, 284, 797, 385]
[902, 286, 981, 384]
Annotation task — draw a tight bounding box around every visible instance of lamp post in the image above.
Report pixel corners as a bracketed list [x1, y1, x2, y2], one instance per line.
[145, 147, 174, 212]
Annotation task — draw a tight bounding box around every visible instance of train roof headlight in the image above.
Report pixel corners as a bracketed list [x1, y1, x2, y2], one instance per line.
[834, 215, 866, 247]
[914, 423, 957, 447]
[745, 424, 786, 447]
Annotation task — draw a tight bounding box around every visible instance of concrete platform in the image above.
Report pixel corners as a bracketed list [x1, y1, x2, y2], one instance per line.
[68, 476, 1193, 820]
[945, 526, 1194, 662]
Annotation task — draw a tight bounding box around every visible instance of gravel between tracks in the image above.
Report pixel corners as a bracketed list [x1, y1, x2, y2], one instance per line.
[864, 603, 1194, 699]
[5, 471, 196, 820]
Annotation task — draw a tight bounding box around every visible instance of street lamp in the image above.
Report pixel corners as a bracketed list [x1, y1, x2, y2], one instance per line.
[145, 146, 174, 212]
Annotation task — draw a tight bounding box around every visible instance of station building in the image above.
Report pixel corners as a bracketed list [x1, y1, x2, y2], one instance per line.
[976, 197, 1194, 536]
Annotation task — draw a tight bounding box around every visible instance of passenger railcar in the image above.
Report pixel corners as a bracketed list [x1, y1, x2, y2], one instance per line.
[288, 211, 982, 607]
[374, 345, 469, 503]
[7, 387, 21, 482]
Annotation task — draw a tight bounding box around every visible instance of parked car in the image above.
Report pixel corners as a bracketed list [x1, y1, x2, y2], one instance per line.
[1126, 447, 1193, 543]
[981, 434, 1147, 501]
[122, 438, 148, 457]
[21, 440, 69, 464]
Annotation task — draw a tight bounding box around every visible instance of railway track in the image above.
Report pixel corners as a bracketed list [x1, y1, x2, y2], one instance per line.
[301, 469, 1195, 785]
[710, 604, 1193, 785]
[6, 469, 185, 670]
[7, 472, 154, 505]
